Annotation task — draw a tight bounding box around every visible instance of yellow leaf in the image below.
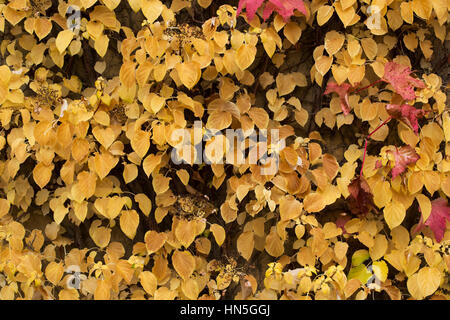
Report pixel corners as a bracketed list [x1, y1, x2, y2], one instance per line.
[142, 0, 163, 24]
[119, 61, 136, 88]
[284, 22, 301, 45]
[315, 55, 333, 76]
[175, 219, 197, 248]
[56, 30, 74, 54]
[139, 271, 158, 296]
[131, 129, 150, 159]
[0, 199, 10, 219]
[152, 174, 171, 194]
[89, 220, 111, 248]
[415, 194, 431, 223]
[279, 196, 302, 221]
[143, 153, 162, 177]
[34, 18, 52, 40]
[45, 262, 64, 286]
[248, 107, 269, 129]
[92, 126, 116, 149]
[265, 228, 284, 257]
[237, 231, 254, 261]
[317, 5, 334, 26]
[120, 210, 139, 239]
[383, 201, 406, 229]
[417, 267, 441, 297]
[145, 230, 167, 254]
[197, 0, 212, 8]
[210, 224, 225, 246]
[94, 34, 109, 57]
[407, 273, 423, 299]
[59, 289, 79, 300]
[94, 279, 111, 300]
[176, 61, 201, 89]
[303, 193, 325, 213]
[33, 162, 54, 189]
[123, 163, 138, 184]
[412, 0, 432, 20]
[236, 44, 257, 70]
[372, 260, 388, 282]
[135, 193, 152, 216]
[172, 250, 195, 280]
[324, 31, 345, 56]
[181, 278, 200, 300]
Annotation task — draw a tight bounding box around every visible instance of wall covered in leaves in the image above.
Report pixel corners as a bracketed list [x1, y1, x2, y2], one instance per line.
[0, 0, 449, 300]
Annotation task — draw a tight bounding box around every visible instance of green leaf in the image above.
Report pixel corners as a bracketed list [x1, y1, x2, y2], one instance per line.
[351, 249, 370, 266]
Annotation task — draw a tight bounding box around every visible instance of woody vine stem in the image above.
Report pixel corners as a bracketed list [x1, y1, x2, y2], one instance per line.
[360, 116, 392, 176]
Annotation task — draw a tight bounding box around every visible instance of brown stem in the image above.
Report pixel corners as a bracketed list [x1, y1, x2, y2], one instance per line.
[360, 116, 392, 176]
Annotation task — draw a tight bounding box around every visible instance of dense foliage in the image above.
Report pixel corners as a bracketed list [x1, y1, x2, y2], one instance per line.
[0, 0, 449, 300]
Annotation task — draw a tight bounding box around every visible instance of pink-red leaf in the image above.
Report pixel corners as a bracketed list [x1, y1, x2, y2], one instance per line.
[324, 82, 352, 115]
[382, 62, 425, 101]
[348, 176, 374, 216]
[415, 198, 450, 243]
[237, 0, 307, 22]
[237, 0, 265, 21]
[388, 146, 419, 179]
[386, 104, 425, 135]
[262, 0, 307, 21]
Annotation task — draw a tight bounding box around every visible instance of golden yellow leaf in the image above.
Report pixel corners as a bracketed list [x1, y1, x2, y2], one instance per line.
[324, 31, 345, 56]
[56, 30, 74, 54]
[89, 220, 111, 248]
[210, 224, 225, 246]
[34, 18, 52, 40]
[284, 22, 302, 45]
[236, 44, 257, 71]
[412, 0, 433, 20]
[140, 271, 158, 296]
[145, 230, 167, 254]
[94, 279, 111, 300]
[383, 201, 406, 230]
[45, 262, 64, 286]
[33, 162, 54, 189]
[0, 199, 10, 219]
[181, 278, 200, 300]
[303, 193, 325, 213]
[317, 5, 334, 26]
[315, 55, 333, 76]
[59, 289, 79, 300]
[237, 231, 254, 261]
[119, 61, 136, 88]
[135, 193, 152, 216]
[176, 61, 201, 89]
[417, 267, 441, 297]
[248, 107, 269, 129]
[131, 129, 150, 159]
[265, 228, 284, 257]
[142, 0, 163, 24]
[175, 219, 197, 248]
[279, 196, 302, 221]
[172, 250, 195, 280]
[120, 210, 139, 239]
[94, 34, 109, 57]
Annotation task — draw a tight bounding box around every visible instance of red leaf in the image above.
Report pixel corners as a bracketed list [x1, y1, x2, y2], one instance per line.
[414, 198, 450, 243]
[382, 62, 425, 101]
[388, 146, 419, 179]
[324, 82, 352, 115]
[237, 0, 307, 22]
[263, 0, 307, 21]
[386, 104, 425, 135]
[237, 0, 265, 21]
[347, 176, 374, 216]
[336, 214, 351, 234]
